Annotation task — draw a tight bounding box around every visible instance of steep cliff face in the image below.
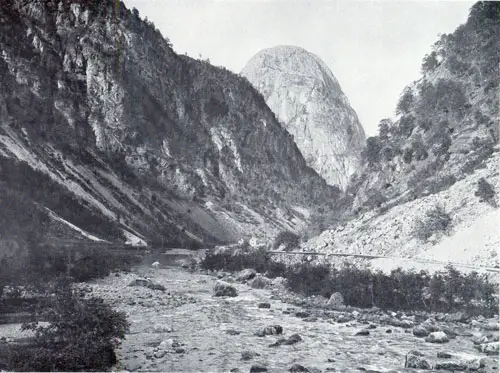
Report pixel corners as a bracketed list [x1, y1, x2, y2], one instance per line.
[0, 0, 337, 249]
[241, 46, 366, 189]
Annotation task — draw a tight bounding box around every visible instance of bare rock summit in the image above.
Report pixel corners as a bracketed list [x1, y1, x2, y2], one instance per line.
[242, 45, 366, 189]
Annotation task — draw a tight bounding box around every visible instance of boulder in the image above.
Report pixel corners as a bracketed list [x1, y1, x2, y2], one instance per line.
[289, 364, 309, 372]
[271, 276, 287, 288]
[217, 271, 231, 279]
[250, 363, 268, 372]
[154, 349, 166, 359]
[214, 281, 238, 297]
[336, 314, 354, 323]
[255, 325, 283, 337]
[147, 283, 166, 291]
[249, 276, 271, 289]
[434, 356, 485, 371]
[413, 326, 430, 337]
[237, 268, 257, 282]
[151, 324, 174, 333]
[408, 350, 425, 357]
[440, 326, 457, 339]
[483, 322, 499, 331]
[443, 312, 469, 323]
[128, 278, 151, 287]
[284, 333, 302, 345]
[436, 351, 453, 358]
[421, 319, 440, 333]
[128, 278, 166, 291]
[387, 318, 414, 329]
[474, 341, 499, 355]
[295, 311, 311, 318]
[269, 333, 302, 347]
[258, 302, 271, 309]
[241, 350, 260, 361]
[355, 329, 370, 336]
[327, 292, 344, 309]
[405, 351, 431, 369]
[425, 331, 449, 344]
[471, 335, 489, 345]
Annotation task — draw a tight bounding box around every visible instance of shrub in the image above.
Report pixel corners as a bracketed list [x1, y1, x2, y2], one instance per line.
[283, 263, 498, 316]
[7, 278, 129, 371]
[475, 177, 496, 206]
[285, 263, 333, 298]
[403, 148, 413, 164]
[26, 244, 141, 283]
[201, 247, 286, 278]
[414, 205, 452, 241]
[426, 174, 457, 195]
[272, 231, 300, 251]
[363, 189, 387, 210]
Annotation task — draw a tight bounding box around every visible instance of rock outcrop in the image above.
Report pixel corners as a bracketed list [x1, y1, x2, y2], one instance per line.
[242, 46, 366, 189]
[0, 1, 338, 249]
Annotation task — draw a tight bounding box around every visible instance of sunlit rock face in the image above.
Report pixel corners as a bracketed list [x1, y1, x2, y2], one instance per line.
[242, 46, 366, 189]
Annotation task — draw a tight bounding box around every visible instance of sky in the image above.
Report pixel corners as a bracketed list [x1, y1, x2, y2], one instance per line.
[124, 0, 475, 136]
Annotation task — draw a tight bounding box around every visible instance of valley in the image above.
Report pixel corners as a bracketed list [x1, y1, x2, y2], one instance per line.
[0, 1, 499, 372]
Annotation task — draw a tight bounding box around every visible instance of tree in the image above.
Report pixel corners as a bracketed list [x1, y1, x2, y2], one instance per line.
[429, 121, 452, 157]
[411, 134, 428, 161]
[414, 205, 452, 241]
[396, 88, 414, 115]
[378, 118, 392, 140]
[475, 177, 496, 206]
[362, 136, 382, 165]
[421, 51, 439, 73]
[273, 230, 300, 251]
[398, 115, 416, 138]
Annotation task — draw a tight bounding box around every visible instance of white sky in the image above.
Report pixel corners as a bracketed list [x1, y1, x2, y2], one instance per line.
[124, 0, 474, 136]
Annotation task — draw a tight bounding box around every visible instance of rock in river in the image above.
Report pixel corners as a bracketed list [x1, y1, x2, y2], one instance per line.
[255, 325, 283, 337]
[249, 276, 271, 289]
[405, 351, 431, 369]
[425, 331, 449, 344]
[214, 281, 238, 297]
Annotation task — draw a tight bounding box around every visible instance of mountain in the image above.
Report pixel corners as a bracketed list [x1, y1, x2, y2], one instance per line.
[300, 2, 499, 270]
[241, 46, 366, 189]
[0, 0, 338, 253]
[350, 1, 498, 213]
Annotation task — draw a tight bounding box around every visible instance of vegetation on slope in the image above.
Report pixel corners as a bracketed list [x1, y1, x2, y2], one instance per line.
[350, 1, 499, 213]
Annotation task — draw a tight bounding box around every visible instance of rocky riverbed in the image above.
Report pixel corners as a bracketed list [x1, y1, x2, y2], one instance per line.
[76, 261, 499, 373]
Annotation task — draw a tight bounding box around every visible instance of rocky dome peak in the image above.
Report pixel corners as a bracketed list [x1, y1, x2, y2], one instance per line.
[242, 45, 366, 189]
